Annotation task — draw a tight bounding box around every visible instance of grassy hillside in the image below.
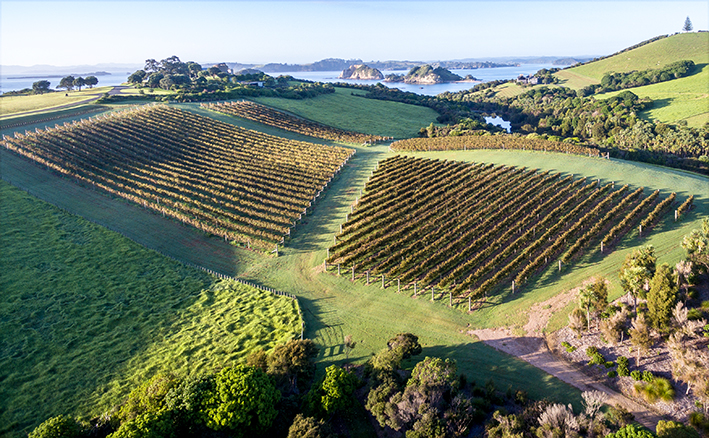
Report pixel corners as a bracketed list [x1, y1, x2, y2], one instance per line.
[0, 182, 302, 437]
[560, 33, 708, 82]
[555, 32, 709, 127]
[0, 87, 113, 116]
[251, 87, 439, 138]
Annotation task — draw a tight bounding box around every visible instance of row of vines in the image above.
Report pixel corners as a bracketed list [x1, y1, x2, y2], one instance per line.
[2, 104, 354, 250]
[327, 155, 679, 301]
[203, 100, 391, 144]
[391, 133, 601, 156]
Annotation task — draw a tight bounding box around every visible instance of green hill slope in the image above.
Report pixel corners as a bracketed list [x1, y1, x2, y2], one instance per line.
[558, 32, 709, 83]
[555, 32, 709, 127]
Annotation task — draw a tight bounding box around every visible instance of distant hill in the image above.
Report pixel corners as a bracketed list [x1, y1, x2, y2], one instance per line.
[555, 32, 709, 127]
[557, 32, 709, 86]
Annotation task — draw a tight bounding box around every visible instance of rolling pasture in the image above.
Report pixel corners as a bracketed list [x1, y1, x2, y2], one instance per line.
[1, 104, 353, 250]
[556, 32, 709, 126]
[204, 100, 388, 144]
[251, 86, 440, 138]
[327, 155, 677, 302]
[0, 182, 302, 438]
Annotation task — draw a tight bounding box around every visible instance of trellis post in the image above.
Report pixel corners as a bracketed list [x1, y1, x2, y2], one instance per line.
[512, 280, 515, 294]
[449, 292, 452, 307]
[366, 271, 370, 284]
[337, 264, 341, 275]
[352, 265, 355, 281]
[431, 286, 435, 301]
[381, 274, 385, 288]
[397, 279, 400, 293]
[468, 296, 471, 312]
[559, 260, 562, 272]
[600, 241, 604, 253]
[414, 282, 417, 296]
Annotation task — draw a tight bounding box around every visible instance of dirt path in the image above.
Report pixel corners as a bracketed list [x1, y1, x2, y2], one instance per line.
[469, 290, 664, 430]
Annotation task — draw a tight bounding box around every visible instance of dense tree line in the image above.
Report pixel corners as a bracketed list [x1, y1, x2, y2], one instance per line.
[576, 60, 696, 96]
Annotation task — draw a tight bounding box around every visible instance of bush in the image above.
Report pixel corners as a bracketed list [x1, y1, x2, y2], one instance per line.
[605, 361, 616, 368]
[687, 308, 704, 320]
[635, 377, 675, 403]
[561, 341, 577, 353]
[656, 419, 701, 438]
[689, 412, 709, 436]
[608, 371, 618, 378]
[617, 356, 630, 377]
[642, 371, 655, 382]
[29, 415, 86, 438]
[631, 370, 643, 381]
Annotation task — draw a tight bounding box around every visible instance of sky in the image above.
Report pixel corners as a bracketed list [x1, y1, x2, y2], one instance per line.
[1, 0, 707, 67]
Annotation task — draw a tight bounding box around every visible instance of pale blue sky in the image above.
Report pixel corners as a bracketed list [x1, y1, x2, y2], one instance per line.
[1, 1, 707, 67]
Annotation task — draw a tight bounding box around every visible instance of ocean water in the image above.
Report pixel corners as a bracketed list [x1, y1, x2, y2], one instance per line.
[0, 70, 132, 94]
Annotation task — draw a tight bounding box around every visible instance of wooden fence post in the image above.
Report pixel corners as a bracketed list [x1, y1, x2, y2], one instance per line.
[468, 296, 471, 312]
[352, 265, 355, 281]
[381, 274, 385, 288]
[337, 264, 341, 276]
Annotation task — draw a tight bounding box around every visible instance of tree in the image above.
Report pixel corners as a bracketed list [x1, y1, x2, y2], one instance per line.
[267, 339, 318, 393]
[287, 414, 333, 438]
[159, 76, 174, 90]
[29, 415, 85, 438]
[683, 17, 693, 32]
[128, 70, 147, 84]
[84, 76, 98, 88]
[682, 218, 709, 269]
[73, 76, 86, 91]
[146, 72, 164, 88]
[629, 313, 652, 366]
[387, 332, 422, 360]
[58, 75, 75, 91]
[578, 278, 608, 331]
[144, 58, 160, 73]
[619, 245, 656, 313]
[203, 364, 280, 435]
[646, 263, 678, 331]
[315, 365, 358, 417]
[537, 403, 579, 438]
[32, 80, 51, 94]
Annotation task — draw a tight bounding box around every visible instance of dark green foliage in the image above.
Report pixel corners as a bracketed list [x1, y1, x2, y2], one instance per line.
[586, 346, 606, 366]
[28, 416, 86, 438]
[117, 373, 180, 423]
[647, 264, 679, 331]
[287, 413, 334, 438]
[606, 424, 657, 438]
[689, 412, 709, 435]
[31, 80, 51, 94]
[304, 365, 358, 417]
[203, 365, 280, 434]
[631, 370, 643, 381]
[267, 339, 319, 393]
[605, 405, 635, 429]
[642, 371, 655, 383]
[656, 420, 701, 438]
[386, 333, 423, 360]
[608, 370, 618, 378]
[617, 356, 630, 377]
[599, 60, 695, 92]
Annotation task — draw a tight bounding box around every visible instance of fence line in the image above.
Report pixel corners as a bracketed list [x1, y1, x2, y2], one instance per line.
[4, 180, 305, 341]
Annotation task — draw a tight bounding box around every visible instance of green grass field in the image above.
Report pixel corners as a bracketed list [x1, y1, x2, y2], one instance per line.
[251, 87, 439, 138]
[555, 32, 709, 126]
[0, 182, 302, 437]
[0, 87, 113, 116]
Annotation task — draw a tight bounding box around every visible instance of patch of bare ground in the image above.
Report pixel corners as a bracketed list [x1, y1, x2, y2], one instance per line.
[552, 291, 709, 423]
[469, 288, 665, 430]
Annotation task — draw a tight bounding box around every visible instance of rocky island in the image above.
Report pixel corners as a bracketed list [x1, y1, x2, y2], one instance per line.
[338, 64, 384, 80]
[384, 64, 467, 84]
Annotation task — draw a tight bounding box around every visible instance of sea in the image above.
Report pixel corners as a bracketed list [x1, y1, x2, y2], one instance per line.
[0, 63, 563, 97]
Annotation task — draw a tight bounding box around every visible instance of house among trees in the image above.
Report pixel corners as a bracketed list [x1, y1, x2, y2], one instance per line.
[516, 74, 539, 85]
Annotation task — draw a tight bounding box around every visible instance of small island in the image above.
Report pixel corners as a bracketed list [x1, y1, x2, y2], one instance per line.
[338, 64, 384, 80]
[384, 64, 469, 84]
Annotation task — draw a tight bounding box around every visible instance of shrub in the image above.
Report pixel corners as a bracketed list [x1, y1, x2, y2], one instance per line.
[689, 412, 709, 436]
[605, 361, 616, 369]
[28, 415, 86, 438]
[561, 341, 577, 353]
[704, 324, 709, 337]
[631, 370, 643, 381]
[606, 424, 656, 438]
[617, 356, 630, 377]
[635, 377, 675, 403]
[608, 371, 618, 378]
[687, 308, 704, 320]
[642, 371, 655, 382]
[656, 419, 700, 438]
